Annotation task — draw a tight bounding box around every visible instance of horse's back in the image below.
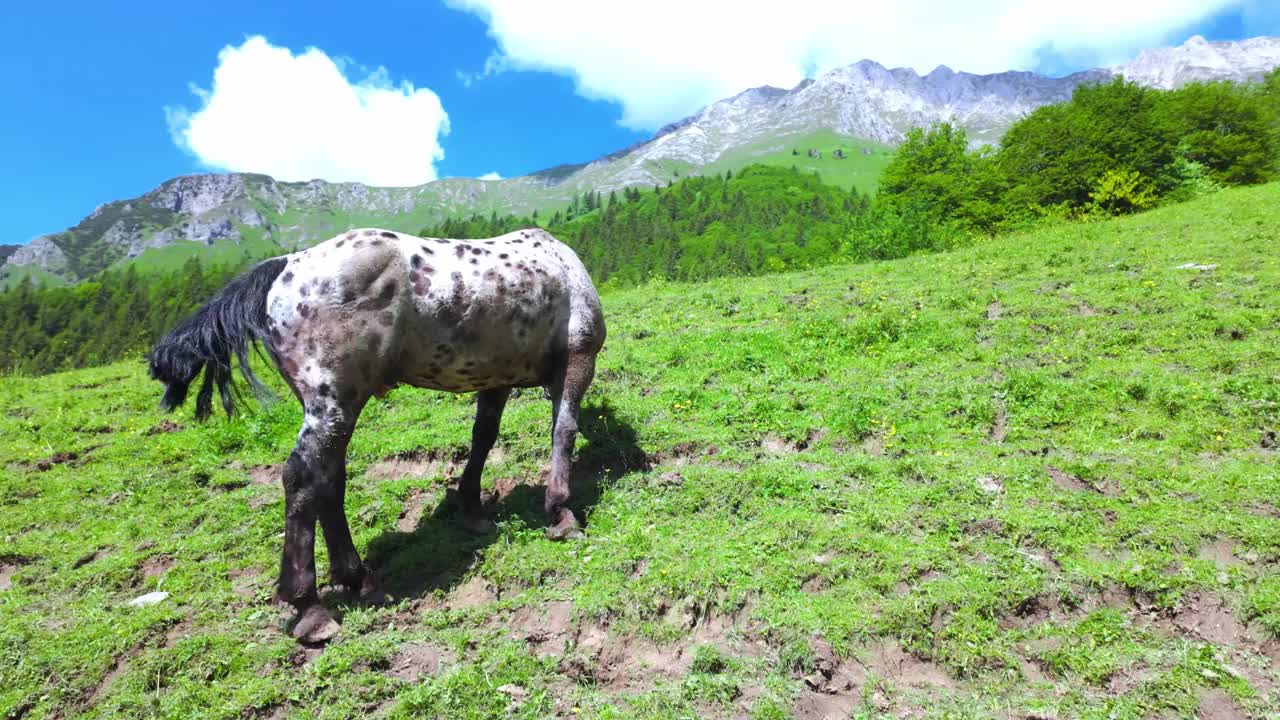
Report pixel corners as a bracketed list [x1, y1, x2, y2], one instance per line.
[265, 228, 603, 396]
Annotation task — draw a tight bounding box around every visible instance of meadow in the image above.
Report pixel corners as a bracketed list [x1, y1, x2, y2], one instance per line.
[1, 182, 1277, 719]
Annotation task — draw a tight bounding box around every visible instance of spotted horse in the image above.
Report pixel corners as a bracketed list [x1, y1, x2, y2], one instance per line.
[148, 227, 606, 643]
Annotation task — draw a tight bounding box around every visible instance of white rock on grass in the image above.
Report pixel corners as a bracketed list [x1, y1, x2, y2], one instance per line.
[127, 591, 170, 607]
[976, 476, 1004, 494]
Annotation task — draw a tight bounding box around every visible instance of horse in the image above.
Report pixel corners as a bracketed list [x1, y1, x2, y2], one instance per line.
[148, 226, 606, 643]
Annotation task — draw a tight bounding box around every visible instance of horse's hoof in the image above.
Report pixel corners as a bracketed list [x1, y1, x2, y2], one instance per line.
[461, 513, 497, 535]
[291, 604, 341, 644]
[544, 510, 582, 541]
[357, 574, 389, 607]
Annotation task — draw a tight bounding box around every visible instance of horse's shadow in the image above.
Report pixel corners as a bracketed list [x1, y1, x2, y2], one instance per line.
[363, 401, 648, 602]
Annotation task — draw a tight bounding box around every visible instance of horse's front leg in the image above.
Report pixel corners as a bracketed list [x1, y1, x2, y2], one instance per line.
[316, 423, 384, 606]
[279, 398, 372, 643]
[457, 387, 511, 534]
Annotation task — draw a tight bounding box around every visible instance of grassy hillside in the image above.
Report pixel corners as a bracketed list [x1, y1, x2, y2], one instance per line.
[2, 183, 1278, 719]
[1, 133, 895, 291]
[702, 130, 895, 193]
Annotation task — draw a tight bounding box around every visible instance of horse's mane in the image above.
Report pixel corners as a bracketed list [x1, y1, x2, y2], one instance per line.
[148, 257, 288, 420]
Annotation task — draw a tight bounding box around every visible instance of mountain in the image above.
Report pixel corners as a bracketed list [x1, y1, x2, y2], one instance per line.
[6, 34, 1279, 286]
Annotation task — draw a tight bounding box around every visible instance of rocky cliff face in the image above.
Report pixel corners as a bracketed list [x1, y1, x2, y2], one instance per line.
[7, 34, 1279, 284]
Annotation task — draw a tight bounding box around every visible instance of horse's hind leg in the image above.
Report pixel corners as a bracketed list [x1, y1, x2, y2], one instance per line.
[545, 351, 596, 540]
[457, 387, 511, 534]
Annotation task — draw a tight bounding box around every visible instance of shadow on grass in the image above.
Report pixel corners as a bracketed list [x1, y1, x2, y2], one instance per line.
[363, 400, 649, 602]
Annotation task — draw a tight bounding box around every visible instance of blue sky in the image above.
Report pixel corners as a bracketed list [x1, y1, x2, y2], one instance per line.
[3, 1, 1278, 245]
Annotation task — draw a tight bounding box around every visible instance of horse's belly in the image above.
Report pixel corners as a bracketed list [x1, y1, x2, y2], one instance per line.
[398, 293, 563, 392]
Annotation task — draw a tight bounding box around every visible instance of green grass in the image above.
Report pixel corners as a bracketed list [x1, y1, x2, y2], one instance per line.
[117, 229, 288, 275]
[2, 183, 1278, 719]
[703, 130, 895, 193]
[0, 263, 67, 289]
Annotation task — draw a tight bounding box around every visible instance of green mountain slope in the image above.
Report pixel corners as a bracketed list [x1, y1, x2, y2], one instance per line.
[0, 130, 896, 290]
[2, 182, 1277, 718]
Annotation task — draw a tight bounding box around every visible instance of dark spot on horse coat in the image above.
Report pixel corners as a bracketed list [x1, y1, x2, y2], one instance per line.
[319, 279, 333, 295]
[423, 264, 435, 274]
[411, 254, 423, 269]
[455, 245, 467, 258]
[533, 242, 542, 247]
[318, 383, 331, 396]
[336, 239, 346, 248]
[471, 247, 483, 255]
[345, 231, 357, 240]
[354, 239, 364, 248]
[297, 303, 311, 318]
[470, 258, 478, 265]
[499, 253, 509, 259]
[378, 310, 394, 327]
[421, 245, 434, 255]
[282, 271, 294, 284]
[380, 231, 397, 239]
[300, 284, 310, 297]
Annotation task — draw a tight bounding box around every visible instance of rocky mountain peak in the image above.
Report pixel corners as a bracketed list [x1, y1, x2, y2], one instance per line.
[6, 34, 1280, 286]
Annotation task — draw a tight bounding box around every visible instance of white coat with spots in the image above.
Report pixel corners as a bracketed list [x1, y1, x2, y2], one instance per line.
[149, 226, 605, 643]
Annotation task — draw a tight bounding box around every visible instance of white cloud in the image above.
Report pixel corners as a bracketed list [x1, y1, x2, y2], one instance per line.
[448, 0, 1249, 130]
[166, 36, 450, 186]
[477, 171, 503, 180]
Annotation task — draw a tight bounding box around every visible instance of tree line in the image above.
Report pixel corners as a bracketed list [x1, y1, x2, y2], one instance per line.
[877, 71, 1280, 235]
[1, 70, 1277, 376]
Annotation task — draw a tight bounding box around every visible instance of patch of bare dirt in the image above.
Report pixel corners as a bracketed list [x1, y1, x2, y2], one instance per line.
[803, 638, 866, 695]
[387, 642, 452, 681]
[397, 488, 432, 532]
[1172, 594, 1247, 645]
[1105, 661, 1152, 693]
[229, 567, 263, 601]
[448, 576, 497, 609]
[145, 420, 183, 435]
[869, 641, 953, 688]
[558, 603, 762, 695]
[33, 446, 99, 472]
[163, 620, 193, 648]
[577, 628, 693, 691]
[498, 600, 576, 656]
[1076, 301, 1098, 317]
[248, 464, 282, 486]
[366, 447, 467, 482]
[0, 562, 21, 591]
[648, 441, 705, 466]
[140, 555, 174, 579]
[793, 688, 863, 720]
[986, 300, 1003, 321]
[1046, 465, 1117, 495]
[760, 429, 828, 455]
[989, 401, 1008, 444]
[793, 638, 952, 720]
[1197, 688, 1248, 720]
[489, 476, 521, 502]
[862, 432, 885, 457]
[72, 548, 108, 569]
[1198, 539, 1243, 569]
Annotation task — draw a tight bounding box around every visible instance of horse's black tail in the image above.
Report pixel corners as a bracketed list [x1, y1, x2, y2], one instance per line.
[148, 257, 289, 420]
